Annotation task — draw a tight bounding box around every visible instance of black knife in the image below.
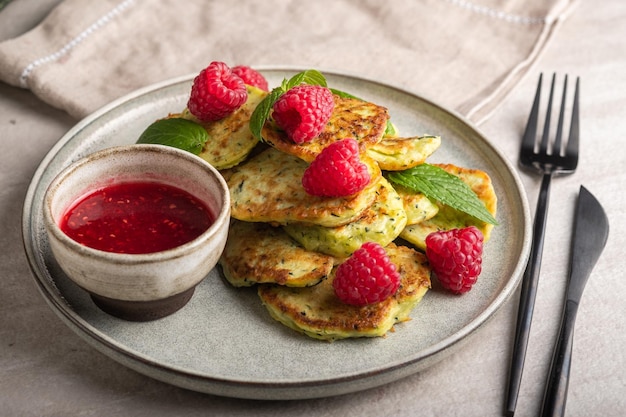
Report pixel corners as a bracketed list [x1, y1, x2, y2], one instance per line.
[540, 185, 609, 417]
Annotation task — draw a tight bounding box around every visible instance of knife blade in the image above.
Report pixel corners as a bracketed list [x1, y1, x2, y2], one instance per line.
[540, 185, 609, 417]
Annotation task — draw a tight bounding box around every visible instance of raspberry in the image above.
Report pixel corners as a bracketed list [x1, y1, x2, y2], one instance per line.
[425, 226, 484, 294]
[272, 84, 334, 143]
[333, 242, 401, 306]
[302, 138, 371, 197]
[231, 65, 269, 91]
[187, 61, 247, 121]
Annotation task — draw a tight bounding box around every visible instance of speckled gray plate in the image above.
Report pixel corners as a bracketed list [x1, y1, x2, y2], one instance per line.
[23, 68, 531, 400]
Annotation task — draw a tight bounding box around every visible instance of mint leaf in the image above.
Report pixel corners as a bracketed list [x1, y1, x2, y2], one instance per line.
[249, 87, 284, 141]
[287, 69, 327, 89]
[384, 121, 397, 137]
[387, 163, 498, 225]
[249, 70, 327, 141]
[137, 118, 208, 155]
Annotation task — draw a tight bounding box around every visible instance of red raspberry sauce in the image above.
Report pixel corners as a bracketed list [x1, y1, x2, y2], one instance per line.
[60, 182, 214, 254]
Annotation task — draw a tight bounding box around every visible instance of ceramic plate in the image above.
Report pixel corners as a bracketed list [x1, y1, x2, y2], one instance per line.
[22, 68, 531, 400]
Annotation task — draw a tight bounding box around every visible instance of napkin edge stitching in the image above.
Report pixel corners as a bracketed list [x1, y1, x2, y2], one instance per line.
[445, 0, 547, 25]
[19, 0, 136, 89]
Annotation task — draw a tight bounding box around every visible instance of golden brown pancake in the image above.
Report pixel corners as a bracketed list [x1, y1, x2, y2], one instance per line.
[227, 147, 382, 227]
[261, 94, 389, 162]
[220, 220, 334, 287]
[367, 135, 441, 171]
[394, 183, 440, 225]
[174, 85, 267, 170]
[283, 177, 407, 258]
[258, 243, 431, 341]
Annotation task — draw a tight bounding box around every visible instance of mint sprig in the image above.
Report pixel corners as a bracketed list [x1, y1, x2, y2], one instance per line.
[137, 118, 208, 155]
[249, 69, 327, 141]
[387, 163, 498, 225]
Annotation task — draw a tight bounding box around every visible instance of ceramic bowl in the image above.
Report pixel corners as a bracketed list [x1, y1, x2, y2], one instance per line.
[43, 144, 230, 321]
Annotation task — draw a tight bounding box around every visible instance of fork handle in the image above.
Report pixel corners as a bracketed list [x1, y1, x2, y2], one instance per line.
[540, 299, 578, 417]
[505, 172, 553, 416]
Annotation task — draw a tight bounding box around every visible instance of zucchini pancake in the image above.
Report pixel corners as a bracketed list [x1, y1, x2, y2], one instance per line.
[258, 243, 430, 341]
[221, 220, 335, 288]
[143, 66, 498, 341]
[171, 85, 269, 170]
[225, 146, 383, 227]
[261, 94, 390, 162]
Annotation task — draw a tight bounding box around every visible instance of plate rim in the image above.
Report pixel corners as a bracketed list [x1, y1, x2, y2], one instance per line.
[22, 67, 532, 399]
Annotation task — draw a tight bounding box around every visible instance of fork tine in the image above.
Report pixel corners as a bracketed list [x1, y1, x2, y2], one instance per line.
[553, 75, 569, 155]
[520, 73, 543, 165]
[539, 74, 557, 155]
[566, 77, 581, 166]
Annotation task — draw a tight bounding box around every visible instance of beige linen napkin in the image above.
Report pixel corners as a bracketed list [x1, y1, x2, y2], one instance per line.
[0, 0, 576, 124]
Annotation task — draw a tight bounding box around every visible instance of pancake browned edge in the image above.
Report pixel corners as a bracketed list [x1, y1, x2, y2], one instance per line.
[220, 220, 335, 287]
[169, 85, 268, 170]
[282, 176, 407, 258]
[261, 94, 390, 162]
[257, 243, 431, 341]
[367, 135, 441, 171]
[226, 147, 382, 227]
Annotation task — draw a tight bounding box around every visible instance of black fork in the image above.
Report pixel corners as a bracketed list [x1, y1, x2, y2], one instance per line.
[505, 73, 580, 416]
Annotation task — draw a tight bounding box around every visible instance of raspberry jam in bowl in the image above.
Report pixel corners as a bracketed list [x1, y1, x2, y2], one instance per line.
[60, 181, 214, 254]
[43, 144, 230, 321]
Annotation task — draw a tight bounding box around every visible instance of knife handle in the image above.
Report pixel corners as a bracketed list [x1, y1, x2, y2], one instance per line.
[541, 299, 578, 417]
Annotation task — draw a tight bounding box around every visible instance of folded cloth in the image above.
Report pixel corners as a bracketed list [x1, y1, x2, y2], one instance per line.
[0, 0, 576, 123]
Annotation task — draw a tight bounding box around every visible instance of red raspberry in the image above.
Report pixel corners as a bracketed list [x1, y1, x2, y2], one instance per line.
[231, 65, 269, 91]
[425, 226, 484, 294]
[272, 84, 334, 143]
[302, 138, 371, 197]
[187, 61, 247, 121]
[333, 242, 401, 306]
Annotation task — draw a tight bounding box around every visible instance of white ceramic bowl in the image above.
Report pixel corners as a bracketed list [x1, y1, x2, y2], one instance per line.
[43, 144, 230, 321]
